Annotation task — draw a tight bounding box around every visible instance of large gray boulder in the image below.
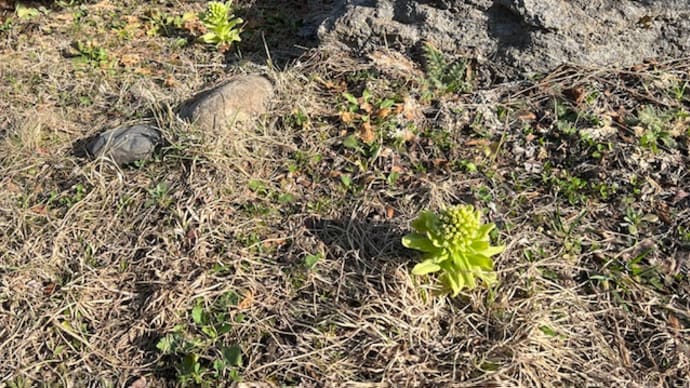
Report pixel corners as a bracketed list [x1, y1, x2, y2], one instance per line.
[86, 124, 161, 165]
[179, 75, 274, 131]
[317, 0, 690, 77]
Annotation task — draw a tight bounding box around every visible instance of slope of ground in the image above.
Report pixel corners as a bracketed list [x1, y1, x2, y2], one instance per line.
[0, 1, 688, 387]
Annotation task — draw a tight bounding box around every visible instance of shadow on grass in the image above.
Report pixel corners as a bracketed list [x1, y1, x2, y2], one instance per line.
[305, 215, 414, 267]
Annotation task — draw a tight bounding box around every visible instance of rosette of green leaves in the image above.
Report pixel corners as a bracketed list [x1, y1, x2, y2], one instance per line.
[199, 1, 243, 48]
[402, 205, 504, 296]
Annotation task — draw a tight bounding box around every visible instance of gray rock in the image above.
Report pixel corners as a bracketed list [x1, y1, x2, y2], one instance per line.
[317, 0, 690, 77]
[87, 124, 161, 165]
[179, 75, 274, 131]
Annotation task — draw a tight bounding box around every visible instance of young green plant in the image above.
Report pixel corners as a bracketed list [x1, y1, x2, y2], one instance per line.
[403, 204, 504, 296]
[199, 1, 243, 51]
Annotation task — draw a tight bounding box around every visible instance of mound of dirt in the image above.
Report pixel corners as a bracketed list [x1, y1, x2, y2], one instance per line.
[317, 0, 690, 78]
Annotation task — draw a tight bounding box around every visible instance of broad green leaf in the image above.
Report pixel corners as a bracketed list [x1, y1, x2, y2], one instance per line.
[444, 271, 463, 296]
[226, 17, 243, 29]
[217, 323, 232, 335]
[213, 359, 226, 373]
[201, 325, 217, 338]
[156, 334, 175, 354]
[200, 32, 219, 43]
[477, 270, 498, 287]
[181, 354, 200, 375]
[481, 244, 505, 257]
[411, 260, 441, 275]
[343, 135, 359, 149]
[191, 304, 204, 325]
[467, 253, 494, 269]
[222, 345, 243, 367]
[402, 233, 439, 253]
[476, 223, 495, 240]
[411, 211, 438, 234]
[304, 253, 322, 269]
[342, 92, 358, 106]
[470, 240, 489, 251]
[16, 5, 40, 19]
[459, 263, 476, 290]
[379, 98, 396, 109]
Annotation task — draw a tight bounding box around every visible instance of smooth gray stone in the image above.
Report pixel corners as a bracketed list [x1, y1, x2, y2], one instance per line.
[179, 75, 273, 131]
[87, 124, 161, 165]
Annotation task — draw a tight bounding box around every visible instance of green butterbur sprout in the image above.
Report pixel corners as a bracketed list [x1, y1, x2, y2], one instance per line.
[402, 204, 504, 296]
[199, 1, 243, 49]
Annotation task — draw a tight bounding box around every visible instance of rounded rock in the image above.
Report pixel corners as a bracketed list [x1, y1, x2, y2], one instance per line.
[86, 124, 161, 165]
[179, 75, 274, 131]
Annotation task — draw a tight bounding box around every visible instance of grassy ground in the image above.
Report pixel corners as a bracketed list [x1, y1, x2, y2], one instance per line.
[1, 1, 689, 387]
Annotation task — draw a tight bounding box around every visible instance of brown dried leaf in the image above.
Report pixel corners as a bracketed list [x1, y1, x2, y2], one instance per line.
[339, 111, 355, 124]
[360, 121, 376, 144]
[321, 79, 347, 93]
[359, 101, 373, 113]
[30, 204, 48, 215]
[385, 206, 395, 219]
[43, 282, 58, 297]
[465, 138, 491, 147]
[164, 75, 178, 88]
[517, 111, 537, 121]
[563, 86, 586, 105]
[119, 54, 141, 67]
[238, 291, 254, 310]
[376, 107, 391, 120]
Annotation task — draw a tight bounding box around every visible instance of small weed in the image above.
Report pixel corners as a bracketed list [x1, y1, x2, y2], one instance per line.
[421, 43, 472, 99]
[288, 109, 310, 129]
[245, 179, 297, 213]
[147, 182, 172, 208]
[71, 41, 111, 68]
[144, 9, 196, 39]
[677, 226, 690, 244]
[198, 1, 243, 51]
[621, 206, 643, 236]
[544, 171, 587, 205]
[339, 89, 400, 145]
[304, 252, 324, 269]
[474, 185, 493, 203]
[0, 18, 12, 32]
[48, 183, 88, 209]
[635, 106, 679, 152]
[156, 294, 245, 385]
[671, 80, 688, 102]
[403, 204, 504, 296]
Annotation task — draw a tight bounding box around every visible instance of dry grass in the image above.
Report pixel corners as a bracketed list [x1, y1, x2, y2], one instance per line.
[1, 1, 689, 387]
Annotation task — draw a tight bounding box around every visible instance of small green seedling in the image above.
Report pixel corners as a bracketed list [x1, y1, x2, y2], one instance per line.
[403, 204, 504, 296]
[73, 41, 110, 68]
[636, 105, 678, 152]
[199, 1, 243, 51]
[304, 253, 324, 269]
[422, 43, 472, 99]
[156, 295, 244, 385]
[340, 89, 398, 145]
